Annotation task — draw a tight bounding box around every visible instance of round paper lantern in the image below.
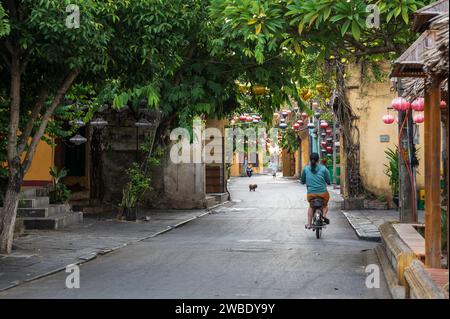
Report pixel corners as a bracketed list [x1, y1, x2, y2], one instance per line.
[279, 122, 288, 129]
[281, 111, 288, 117]
[297, 120, 304, 125]
[413, 113, 424, 124]
[321, 141, 327, 148]
[326, 146, 332, 153]
[411, 98, 425, 111]
[293, 123, 300, 130]
[391, 97, 410, 111]
[382, 114, 395, 124]
[301, 112, 308, 120]
[246, 116, 253, 122]
[239, 115, 247, 122]
[320, 121, 329, 129]
[326, 128, 332, 135]
[441, 100, 447, 109]
[307, 122, 315, 129]
[252, 119, 259, 124]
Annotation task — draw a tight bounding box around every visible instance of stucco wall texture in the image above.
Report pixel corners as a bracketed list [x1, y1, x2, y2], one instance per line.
[345, 64, 425, 200]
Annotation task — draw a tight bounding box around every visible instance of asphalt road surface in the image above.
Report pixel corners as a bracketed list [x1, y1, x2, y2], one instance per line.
[0, 175, 390, 298]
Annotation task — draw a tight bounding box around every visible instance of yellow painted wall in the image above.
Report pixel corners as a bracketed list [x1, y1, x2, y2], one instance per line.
[23, 139, 53, 183]
[345, 64, 425, 200]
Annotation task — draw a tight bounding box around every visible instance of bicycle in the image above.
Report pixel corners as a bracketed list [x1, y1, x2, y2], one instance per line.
[310, 197, 326, 239]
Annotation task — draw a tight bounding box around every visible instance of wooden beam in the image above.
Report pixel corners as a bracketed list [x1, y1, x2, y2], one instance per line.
[424, 80, 442, 268]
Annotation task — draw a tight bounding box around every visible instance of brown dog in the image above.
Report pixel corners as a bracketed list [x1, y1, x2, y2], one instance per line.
[249, 184, 258, 191]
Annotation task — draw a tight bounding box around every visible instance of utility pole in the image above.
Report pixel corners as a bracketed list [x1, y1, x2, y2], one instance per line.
[397, 79, 417, 223]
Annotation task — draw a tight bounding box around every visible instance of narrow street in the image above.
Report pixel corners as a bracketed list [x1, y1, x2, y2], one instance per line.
[0, 175, 390, 299]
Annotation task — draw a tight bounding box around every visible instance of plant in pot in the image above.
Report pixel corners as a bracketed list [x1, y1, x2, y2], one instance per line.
[383, 147, 399, 208]
[49, 167, 71, 204]
[118, 163, 152, 221]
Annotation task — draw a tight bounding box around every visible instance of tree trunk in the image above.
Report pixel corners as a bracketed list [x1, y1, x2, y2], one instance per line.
[0, 175, 21, 254]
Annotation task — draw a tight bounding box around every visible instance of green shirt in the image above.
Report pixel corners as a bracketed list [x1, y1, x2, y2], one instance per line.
[300, 164, 330, 194]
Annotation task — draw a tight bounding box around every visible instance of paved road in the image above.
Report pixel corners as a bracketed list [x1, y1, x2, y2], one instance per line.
[0, 175, 390, 298]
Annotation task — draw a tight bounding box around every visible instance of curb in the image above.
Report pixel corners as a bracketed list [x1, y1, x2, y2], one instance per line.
[342, 211, 381, 242]
[0, 201, 230, 293]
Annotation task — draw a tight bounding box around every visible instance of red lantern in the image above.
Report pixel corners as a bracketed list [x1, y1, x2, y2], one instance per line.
[321, 158, 327, 165]
[321, 141, 327, 148]
[297, 120, 304, 126]
[391, 97, 410, 111]
[301, 112, 308, 120]
[326, 128, 332, 135]
[441, 100, 447, 109]
[246, 116, 253, 122]
[326, 146, 332, 153]
[286, 110, 292, 115]
[382, 114, 395, 124]
[255, 115, 261, 120]
[411, 97, 425, 111]
[413, 113, 424, 124]
[320, 121, 328, 129]
[293, 123, 300, 130]
[239, 115, 247, 122]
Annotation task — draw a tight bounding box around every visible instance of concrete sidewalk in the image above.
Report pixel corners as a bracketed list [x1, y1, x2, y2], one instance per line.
[0, 207, 226, 292]
[342, 210, 425, 241]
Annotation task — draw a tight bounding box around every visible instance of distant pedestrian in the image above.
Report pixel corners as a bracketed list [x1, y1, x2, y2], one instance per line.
[269, 160, 278, 177]
[246, 164, 253, 177]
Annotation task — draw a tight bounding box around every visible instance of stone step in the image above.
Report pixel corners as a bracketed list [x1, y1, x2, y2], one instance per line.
[205, 195, 217, 209]
[22, 211, 83, 230]
[19, 187, 50, 199]
[208, 192, 228, 204]
[18, 197, 50, 208]
[17, 203, 71, 218]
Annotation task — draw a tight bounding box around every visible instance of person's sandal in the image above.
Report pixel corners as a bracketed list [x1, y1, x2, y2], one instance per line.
[305, 224, 312, 229]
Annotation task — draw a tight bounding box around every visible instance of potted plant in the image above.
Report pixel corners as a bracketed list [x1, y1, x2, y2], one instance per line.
[118, 163, 151, 221]
[49, 167, 71, 204]
[383, 147, 399, 208]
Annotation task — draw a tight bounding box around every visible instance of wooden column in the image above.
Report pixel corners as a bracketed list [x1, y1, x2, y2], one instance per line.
[424, 81, 442, 268]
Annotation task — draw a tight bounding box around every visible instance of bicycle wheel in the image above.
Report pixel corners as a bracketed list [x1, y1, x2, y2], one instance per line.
[316, 227, 322, 239]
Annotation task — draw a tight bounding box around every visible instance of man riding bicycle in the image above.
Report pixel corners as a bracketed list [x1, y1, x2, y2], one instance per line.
[300, 152, 331, 229]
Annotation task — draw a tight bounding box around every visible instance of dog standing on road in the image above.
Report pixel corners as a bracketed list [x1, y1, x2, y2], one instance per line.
[249, 184, 258, 192]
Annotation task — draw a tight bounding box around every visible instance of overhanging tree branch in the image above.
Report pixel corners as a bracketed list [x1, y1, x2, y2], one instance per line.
[20, 69, 80, 175]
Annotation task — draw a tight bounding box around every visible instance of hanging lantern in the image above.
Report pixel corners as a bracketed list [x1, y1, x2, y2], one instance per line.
[314, 112, 321, 119]
[320, 121, 329, 129]
[279, 122, 288, 129]
[382, 114, 395, 124]
[71, 119, 85, 127]
[281, 111, 288, 117]
[413, 113, 425, 124]
[321, 132, 326, 137]
[307, 122, 315, 129]
[297, 120, 304, 126]
[135, 118, 153, 128]
[326, 128, 332, 135]
[301, 112, 308, 120]
[312, 101, 319, 108]
[252, 119, 259, 124]
[293, 123, 300, 130]
[326, 137, 333, 142]
[321, 141, 327, 148]
[321, 148, 326, 153]
[326, 146, 332, 153]
[69, 134, 87, 145]
[286, 110, 292, 115]
[254, 115, 261, 120]
[411, 97, 425, 111]
[391, 97, 410, 111]
[321, 158, 327, 165]
[280, 118, 286, 123]
[441, 100, 447, 109]
[239, 115, 247, 122]
[246, 116, 253, 122]
[90, 117, 108, 129]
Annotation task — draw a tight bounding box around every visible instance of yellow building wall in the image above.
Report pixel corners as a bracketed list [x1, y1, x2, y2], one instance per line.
[23, 139, 53, 184]
[345, 64, 425, 200]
